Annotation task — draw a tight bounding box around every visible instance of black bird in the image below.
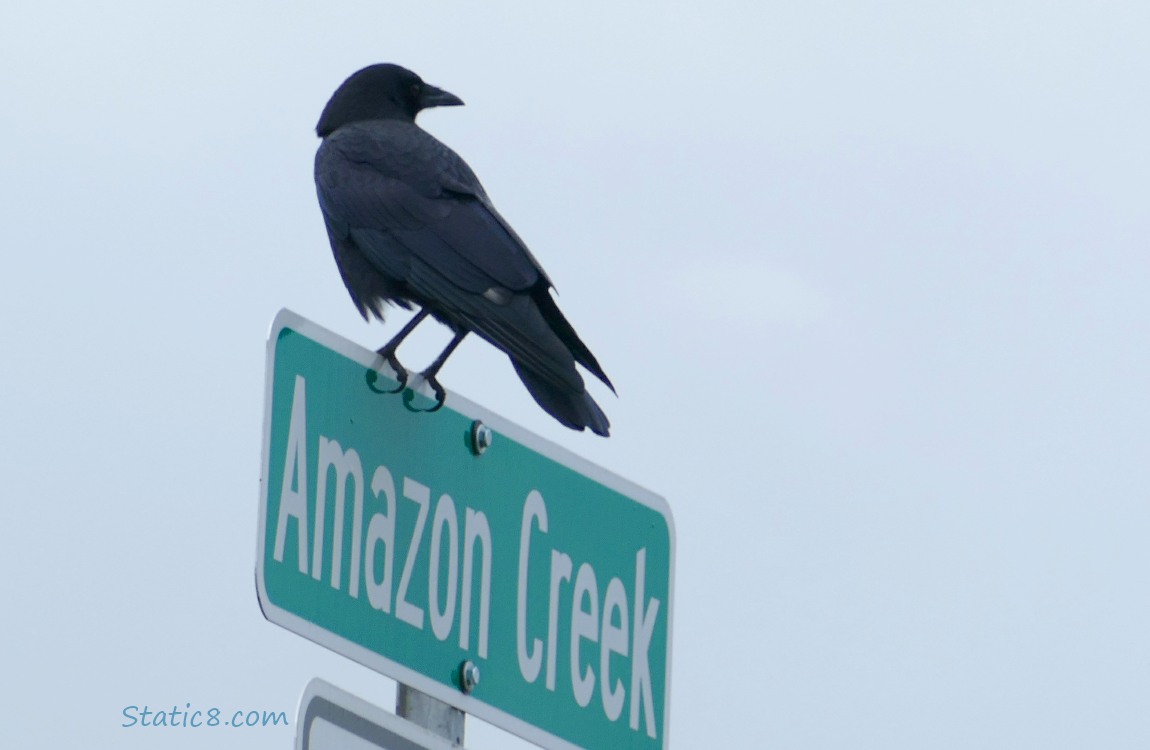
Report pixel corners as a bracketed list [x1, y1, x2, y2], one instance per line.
[314, 64, 613, 436]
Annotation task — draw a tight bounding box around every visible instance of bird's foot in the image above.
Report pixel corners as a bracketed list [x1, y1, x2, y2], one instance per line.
[403, 371, 448, 412]
[423, 372, 447, 412]
[367, 349, 408, 394]
[425, 375, 446, 416]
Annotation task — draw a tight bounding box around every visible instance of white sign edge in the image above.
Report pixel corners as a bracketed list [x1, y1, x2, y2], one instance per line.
[256, 307, 676, 750]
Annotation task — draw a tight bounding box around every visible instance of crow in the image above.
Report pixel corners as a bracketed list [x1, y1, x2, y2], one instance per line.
[314, 64, 613, 436]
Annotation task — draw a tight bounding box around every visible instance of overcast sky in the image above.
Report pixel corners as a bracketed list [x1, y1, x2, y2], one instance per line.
[3, 1, 1148, 748]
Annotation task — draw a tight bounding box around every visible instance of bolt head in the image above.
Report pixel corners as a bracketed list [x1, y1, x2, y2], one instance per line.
[470, 421, 493, 455]
[461, 660, 480, 693]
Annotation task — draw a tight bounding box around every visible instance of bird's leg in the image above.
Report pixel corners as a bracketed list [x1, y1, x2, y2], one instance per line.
[418, 330, 468, 412]
[372, 308, 430, 391]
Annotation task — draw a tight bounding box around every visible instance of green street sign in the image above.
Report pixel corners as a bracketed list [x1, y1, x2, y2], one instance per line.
[257, 310, 675, 750]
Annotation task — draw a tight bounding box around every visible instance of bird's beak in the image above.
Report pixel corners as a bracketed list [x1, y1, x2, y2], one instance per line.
[420, 84, 465, 110]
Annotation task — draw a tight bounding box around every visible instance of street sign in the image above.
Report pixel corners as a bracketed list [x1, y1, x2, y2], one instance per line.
[296, 679, 460, 750]
[257, 310, 675, 750]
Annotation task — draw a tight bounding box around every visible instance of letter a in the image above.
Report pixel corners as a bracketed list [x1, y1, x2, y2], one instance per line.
[274, 375, 309, 573]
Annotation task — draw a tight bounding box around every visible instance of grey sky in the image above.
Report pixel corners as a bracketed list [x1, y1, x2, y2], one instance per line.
[3, 1, 1148, 748]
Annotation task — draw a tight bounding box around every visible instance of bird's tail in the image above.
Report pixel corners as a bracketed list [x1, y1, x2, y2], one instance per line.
[511, 359, 611, 437]
[532, 287, 615, 393]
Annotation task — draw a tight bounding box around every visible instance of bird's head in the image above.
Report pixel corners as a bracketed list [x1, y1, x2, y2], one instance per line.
[316, 63, 464, 137]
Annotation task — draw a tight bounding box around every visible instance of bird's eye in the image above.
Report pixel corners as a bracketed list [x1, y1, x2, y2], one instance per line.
[410, 82, 421, 97]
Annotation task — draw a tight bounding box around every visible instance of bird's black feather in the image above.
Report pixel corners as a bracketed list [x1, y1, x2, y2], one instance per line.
[314, 63, 612, 435]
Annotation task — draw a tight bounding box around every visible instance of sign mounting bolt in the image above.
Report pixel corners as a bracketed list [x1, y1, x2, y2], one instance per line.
[470, 421, 493, 455]
[460, 660, 480, 693]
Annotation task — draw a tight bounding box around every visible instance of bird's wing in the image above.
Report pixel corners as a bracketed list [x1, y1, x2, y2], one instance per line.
[315, 121, 544, 294]
[316, 122, 586, 392]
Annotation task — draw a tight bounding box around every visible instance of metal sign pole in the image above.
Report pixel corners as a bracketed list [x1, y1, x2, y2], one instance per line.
[397, 683, 465, 746]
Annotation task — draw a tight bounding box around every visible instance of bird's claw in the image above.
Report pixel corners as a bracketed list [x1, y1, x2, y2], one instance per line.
[402, 372, 448, 412]
[367, 350, 407, 394]
[424, 374, 447, 412]
[400, 372, 443, 414]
